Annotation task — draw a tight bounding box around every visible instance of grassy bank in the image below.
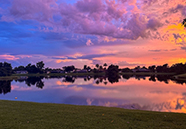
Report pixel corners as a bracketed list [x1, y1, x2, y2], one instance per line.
[0, 72, 105, 80]
[176, 73, 186, 78]
[0, 100, 186, 129]
[174, 73, 186, 81]
[120, 72, 175, 75]
[0, 72, 177, 81]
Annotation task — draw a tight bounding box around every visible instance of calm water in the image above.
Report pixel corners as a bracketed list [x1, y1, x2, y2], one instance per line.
[1, 75, 186, 113]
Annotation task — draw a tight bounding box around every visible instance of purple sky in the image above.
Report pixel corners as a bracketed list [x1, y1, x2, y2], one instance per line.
[0, 0, 186, 69]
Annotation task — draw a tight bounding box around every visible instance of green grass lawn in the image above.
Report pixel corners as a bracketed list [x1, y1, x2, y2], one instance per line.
[0, 100, 186, 129]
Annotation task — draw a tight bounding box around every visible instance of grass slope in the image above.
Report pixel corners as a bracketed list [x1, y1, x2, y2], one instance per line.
[0, 100, 186, 129]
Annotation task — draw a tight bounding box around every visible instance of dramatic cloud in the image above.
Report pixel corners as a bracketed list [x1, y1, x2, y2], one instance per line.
[1, 0, 185, 41]
[0, 0, 186, 68]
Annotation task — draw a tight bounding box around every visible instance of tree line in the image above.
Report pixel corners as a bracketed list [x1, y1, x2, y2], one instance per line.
[0, 61, 186, 77]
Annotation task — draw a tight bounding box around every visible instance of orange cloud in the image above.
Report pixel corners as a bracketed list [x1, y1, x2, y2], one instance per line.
[56, 59, 73, 63]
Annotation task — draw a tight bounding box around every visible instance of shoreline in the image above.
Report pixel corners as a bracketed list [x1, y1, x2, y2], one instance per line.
[0, 72, 178, 81]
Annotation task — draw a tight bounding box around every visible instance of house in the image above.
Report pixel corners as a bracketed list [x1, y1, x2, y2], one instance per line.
[50, 70, 65, 73]
[74, 69, 87, 73]
[132, 68, 150, 73]
[15, 71, 28, 74]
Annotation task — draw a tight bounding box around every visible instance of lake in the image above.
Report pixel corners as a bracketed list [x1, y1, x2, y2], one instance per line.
[0, 75, 186, 113]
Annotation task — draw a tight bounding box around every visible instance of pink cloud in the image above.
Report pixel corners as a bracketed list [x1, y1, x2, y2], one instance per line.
[1, 0, 186, 43]
[0, 54, 19, 60]
[86, 39, 94, 46]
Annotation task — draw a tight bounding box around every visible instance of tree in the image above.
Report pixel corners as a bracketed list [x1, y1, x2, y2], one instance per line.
[103, 63, 107, 69]
[96, 64, 99, 69]
[156, 64, 169, 73]
[106, 64, 120, 83]
[14, 66, 25, 71]
[63, 65, 75, 72]
[87, 66, 91, 72]
[83, 65, 87, 70]
[142, 66, 147, 69]
[26, 63, 39, 73]
[99, 66, 103, 70]
[36, 61, 45, 71]
[0, 62, 12, 76]
[148, 65, 156, 72]
[134, 66, 140, 69]
[122, 68, 132, 73]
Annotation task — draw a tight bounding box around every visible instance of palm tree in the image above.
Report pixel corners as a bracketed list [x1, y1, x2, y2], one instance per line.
[95, 64, 99, 69]
[103, 63, 107, 69]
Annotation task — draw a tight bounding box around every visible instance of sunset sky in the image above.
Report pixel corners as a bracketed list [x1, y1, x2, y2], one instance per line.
[0, 0, 186, 69]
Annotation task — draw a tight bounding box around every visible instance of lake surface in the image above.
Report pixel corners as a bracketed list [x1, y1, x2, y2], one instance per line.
[1, 75, 186, 113]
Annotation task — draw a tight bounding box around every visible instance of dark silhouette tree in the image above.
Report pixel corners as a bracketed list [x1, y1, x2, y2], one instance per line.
[106, 64, 120, 83]
[87, 66, 91, 72]
[36, 61, 45, 73]
[14, 66, 25, 71]
[83, 65, 87, 70]
[63, 65, 75, 73]
[99, 66, 103, 70]
[0, 62, 12, 76]
[0, 80, 11, 94]
[148, 65, 156, 72]
[103, 63, 107, 69]
[122, 68, 132, 73]
[95, 64, 99, 69]
[62, 76, 75, 83]
[25, 76, 44, 88]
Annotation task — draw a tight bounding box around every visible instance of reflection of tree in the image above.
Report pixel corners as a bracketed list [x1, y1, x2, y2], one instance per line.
[171, 79, 186, 85]
[106, 65, 120, 84]
[156, 75, 170, 84]
[122, 75, 132, 80]
[25, 77, 44, 89]
[107, 75, 120, 83]
[0, 80, 11, 94]
[36, 80, 44, 89]
[104, 81, 108, 85]
[149, 75, 156, 82]
[62, 76, 75, 83]
[96, 80, 99, 84]
[94, 76, 107, 85]
[175, 98, 184, 110]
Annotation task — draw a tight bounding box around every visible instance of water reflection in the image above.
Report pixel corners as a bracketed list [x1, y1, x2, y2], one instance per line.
[0, 80, 11, 94]
[11, 75, 186, 87]
[0, 74, 186, 113]
[15, 76, 45, 89]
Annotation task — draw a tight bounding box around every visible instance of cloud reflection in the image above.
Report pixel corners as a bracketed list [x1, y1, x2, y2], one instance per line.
[1, 75, 186, 113]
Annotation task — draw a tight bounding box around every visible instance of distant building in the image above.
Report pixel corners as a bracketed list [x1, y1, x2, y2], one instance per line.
[50, 70, 65, 73]
[132, 68, 150, 73]
[15, 71, 28, 74]
[74, 69, 87, 73]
